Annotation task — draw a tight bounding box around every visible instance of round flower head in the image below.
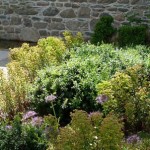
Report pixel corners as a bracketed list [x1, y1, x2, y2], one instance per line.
[96, 94, 108, 104]
[126, 134, 140, 144]
[0, 109, 7, 120]
[45, 94, 57, 103]
[88, 111, 101, 117]
[22, 110, 37, 121]
[5, 125, 12, 130]
[31, 117, 43, 126]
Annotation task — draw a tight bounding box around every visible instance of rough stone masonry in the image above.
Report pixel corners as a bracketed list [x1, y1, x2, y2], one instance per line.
[0, 0, 150, 42]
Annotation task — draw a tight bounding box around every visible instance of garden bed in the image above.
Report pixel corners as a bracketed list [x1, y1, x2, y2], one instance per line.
[0, 33, 149, 150]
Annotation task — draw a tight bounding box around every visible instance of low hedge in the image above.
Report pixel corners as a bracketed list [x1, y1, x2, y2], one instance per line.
[118, 25, 148, 47]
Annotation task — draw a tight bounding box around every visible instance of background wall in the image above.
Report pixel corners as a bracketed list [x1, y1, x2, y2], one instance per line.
[0, 0, 150, 42]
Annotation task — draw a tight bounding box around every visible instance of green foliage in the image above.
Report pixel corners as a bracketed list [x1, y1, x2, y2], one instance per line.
[99, 113, 124, 150]
[0, 115, 24, 150]
[0, 37, 66, 118]
[29, 44, 116, 120]
[63, 31, 84, 49]
[124, 141, 150, 150]
[139, 139, 150, 150]
[42, 114, 59, 144]
[97, 65, 150, 132]
[38, 37, 66, 64]
[1, 36, 150, 149]
[0, 62, 29, 119]
[0, 115, 48, 150]
[0, 113, 63, 150]
[54, 110, 123, 150]
[118, 25, 147, 47]
[10, 43, 43, 81]
[55, 110, 95, 150]
[10, 37, 66, 81]
[22, 124, 47, 150]
[91, 15, 116, 45]
[30, 44, 150, 123]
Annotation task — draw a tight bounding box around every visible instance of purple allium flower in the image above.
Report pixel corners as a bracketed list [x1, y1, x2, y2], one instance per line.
[22, 111, 37, 121]
[126, 134, 140, 144]
[96, 94, 108, 104]
[88, 111, 101, 117]
[0, 109, 7, 120]
[5, 125, 12, 130]
[44, 126, 59, 139]
[44, 126, 54, 134]
[45, 94, 57, 103]
[31, 117, 43, 126]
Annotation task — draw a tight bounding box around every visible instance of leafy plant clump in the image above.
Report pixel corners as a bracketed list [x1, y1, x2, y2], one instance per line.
[0, 62, 29, 119]
[30, 44, 150, 124]
[0, 36, 66, 119]
[0, 114, 48, 150]
[10, 37, 66, 81]
[97, 65, 150, 132]
[91, 15, 116, 45]
[1, 32, 150, 149]
[0, 110, 149, 150]
[118, 25, 148, 47]
[53, 110, 123, 150]
[63, 31, 84, 49]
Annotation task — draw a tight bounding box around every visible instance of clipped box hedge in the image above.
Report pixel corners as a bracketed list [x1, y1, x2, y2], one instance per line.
[118, 25, 147, 47]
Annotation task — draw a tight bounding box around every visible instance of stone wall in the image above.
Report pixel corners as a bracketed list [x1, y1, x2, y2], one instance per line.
[0, 0, 150, 42]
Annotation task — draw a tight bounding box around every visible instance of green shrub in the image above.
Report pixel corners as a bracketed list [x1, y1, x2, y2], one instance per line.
[118, 25, 147, 47]
[10, 44, 43, 81]
[0, 112, 62, 150]
[22, 124, 48, 150]
[38, 36, 66, 65]
[0, 37, 66, 118]
[10, 37, 66, 81]
[0, 114, 48, 150]
[54, 110, 123, 150]
[54, 110, 99, 150]
[0, 115, 24, 150]
[91, 15, 116, 45]
[63, 31, 84, 49]
[97, 65, 150, 132]
[23, 113, 59, 150]
[55, 110, 95, 150]
[99, 113, 124, 150]
[30, 44, 150, 124]
[29, 44, 118, 121]
[0, 62, 29, 119]
[139, 139, 150, 150]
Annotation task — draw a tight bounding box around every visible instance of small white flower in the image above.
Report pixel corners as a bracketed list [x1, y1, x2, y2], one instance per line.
[94, 136, 98, 140]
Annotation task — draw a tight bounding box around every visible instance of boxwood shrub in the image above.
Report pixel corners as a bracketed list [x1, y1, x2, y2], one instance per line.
[91, 15, 116, 45]
[118, 25, 148, 47]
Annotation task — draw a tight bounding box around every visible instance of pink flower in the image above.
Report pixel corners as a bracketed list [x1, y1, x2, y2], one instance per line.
[45, 94, 57, 103]
[22, 111, 37, 121]
[96, 95, 108, 104]
[31, 117, 43, 126]
[126, 134, 140, 144]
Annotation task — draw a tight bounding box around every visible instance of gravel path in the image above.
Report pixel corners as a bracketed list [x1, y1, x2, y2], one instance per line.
[0, 50, 9, 67]
[0, 50, 9, 76]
